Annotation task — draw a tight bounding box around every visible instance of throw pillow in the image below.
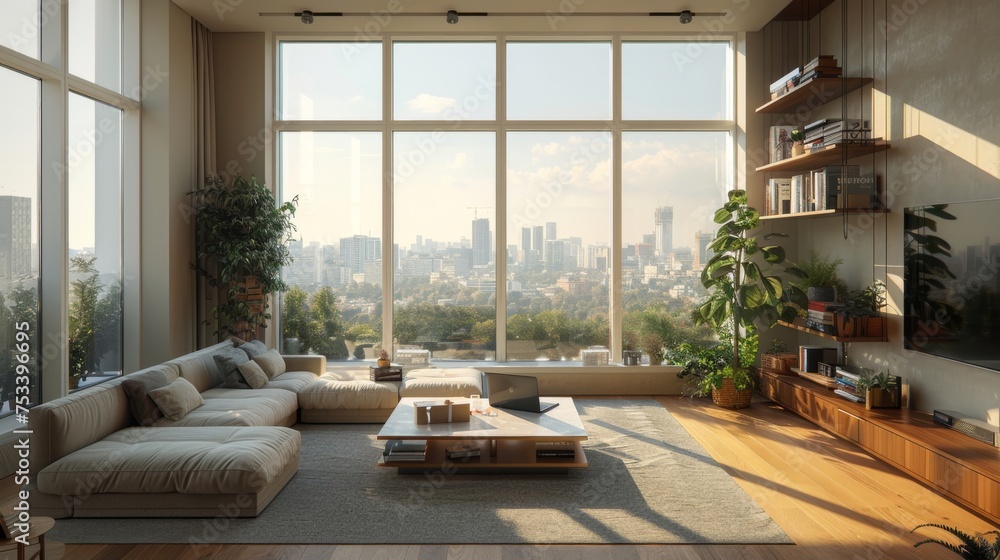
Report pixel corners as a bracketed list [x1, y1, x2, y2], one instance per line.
[237, 360, 269, 389]
[121, 368, 170, 426]
[238, 339, 268, 360]
[148, 378, 204, 421]
[252, 349, 286, 379]
[224, 370, 252, 390]
[213, 345, 250, 380]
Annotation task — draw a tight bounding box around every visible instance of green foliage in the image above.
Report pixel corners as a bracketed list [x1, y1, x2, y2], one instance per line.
[701, 365, 754, 393]
[790, 129, 805, 142]
[344, 324, 379, 343]
[841, 280, 887, 318]
[67, 256, 121, 386]
[280, 286, 349, 359]
[912, 524, 1000, 559]
[193, 175, 298, 340]
[667, 340, 730, 396]
[854, 366, 896, 392]
[794, 251, 849, 298]
[694, 190, 807, 368]
[625, 304, 715, 365]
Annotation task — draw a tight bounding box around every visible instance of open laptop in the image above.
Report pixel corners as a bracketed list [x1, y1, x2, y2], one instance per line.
[485, 373, 559, 413]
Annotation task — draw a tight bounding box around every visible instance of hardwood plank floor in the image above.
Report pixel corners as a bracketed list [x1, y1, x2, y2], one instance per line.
[61, 396, 996, 560]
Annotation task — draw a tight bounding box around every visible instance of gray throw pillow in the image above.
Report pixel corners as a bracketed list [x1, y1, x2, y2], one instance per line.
[121, 368, 170, 426]
[239, 339, 268, 360]
[148, 378, 204, 421]
[213, 345, 250, 380]
[224, 370, 252, 389]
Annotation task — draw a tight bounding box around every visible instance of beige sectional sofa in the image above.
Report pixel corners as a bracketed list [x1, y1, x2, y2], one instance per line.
[29, 340, 323, 518]
[28, 340, 483, 518]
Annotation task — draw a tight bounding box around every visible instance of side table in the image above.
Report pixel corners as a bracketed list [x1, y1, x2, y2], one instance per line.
[0, 516, 56, 560]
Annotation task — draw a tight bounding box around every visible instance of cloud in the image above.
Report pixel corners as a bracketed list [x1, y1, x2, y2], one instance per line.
[530, 142, 563, 156]
[406, 93, 458, 114]
[445, 153, 467, 169]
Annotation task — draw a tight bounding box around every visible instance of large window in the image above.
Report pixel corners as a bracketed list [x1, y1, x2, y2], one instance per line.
[0, 66, 40, 411]
[276, 38, 734, 366]
[0, 0, 41, 59]
[69, 0, 123, 92]
[67, 93, 123, 391]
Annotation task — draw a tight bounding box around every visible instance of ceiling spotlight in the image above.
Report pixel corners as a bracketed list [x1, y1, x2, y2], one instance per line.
[446, 10, 459, 24]
[299, 10, 314, 24]
[679, 10, 693, 24]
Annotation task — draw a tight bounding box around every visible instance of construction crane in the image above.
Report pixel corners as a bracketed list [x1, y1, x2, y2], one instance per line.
[467, 206, 492, 220]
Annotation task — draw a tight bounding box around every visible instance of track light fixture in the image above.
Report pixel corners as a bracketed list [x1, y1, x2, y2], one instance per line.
[446, 10, 459, 24]
[679, 10, 693, 24]
[299, 10, 314, 24]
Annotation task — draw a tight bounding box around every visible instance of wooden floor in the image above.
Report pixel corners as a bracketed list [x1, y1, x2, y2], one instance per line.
[62, 396, 996, 560]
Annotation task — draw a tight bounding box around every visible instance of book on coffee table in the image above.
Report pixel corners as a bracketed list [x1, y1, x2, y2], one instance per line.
[383, 439, 427, 462]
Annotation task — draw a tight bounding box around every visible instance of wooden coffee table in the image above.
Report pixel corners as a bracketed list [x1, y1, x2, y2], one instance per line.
[377, 397, 588, 473]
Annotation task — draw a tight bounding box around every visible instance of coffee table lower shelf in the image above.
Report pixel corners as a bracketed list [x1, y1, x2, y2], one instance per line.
[378, 439, 588, 473]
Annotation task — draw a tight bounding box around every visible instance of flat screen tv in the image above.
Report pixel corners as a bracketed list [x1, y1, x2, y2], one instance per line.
[904, 201, 1000, 372]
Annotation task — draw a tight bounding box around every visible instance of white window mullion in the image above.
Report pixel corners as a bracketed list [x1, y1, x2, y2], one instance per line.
[495, 33, 507, 363]
[382, 35, 394, 358]
[610, 35, 623, 364]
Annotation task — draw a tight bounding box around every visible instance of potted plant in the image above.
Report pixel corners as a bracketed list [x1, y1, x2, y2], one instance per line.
[192, 175, 298, 341]
[376, 348, 391, 368]
[837, 280, 886, 338]
[854, 367, 901, 410]
[694, 189, 808, 408]
[760, 338, 799, 375]
[794, 251, 849, 304]
[668, 340, 730, 397]
[912, 523, 1000, 559]
[790, 129, 806, 156]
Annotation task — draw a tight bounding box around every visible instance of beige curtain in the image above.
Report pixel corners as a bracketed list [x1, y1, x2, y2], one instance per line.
[192, 20, 218, 348]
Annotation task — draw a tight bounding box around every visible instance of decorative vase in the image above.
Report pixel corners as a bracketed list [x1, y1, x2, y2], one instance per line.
[791, 141, 804, 156]
[377, 359, 391, 368]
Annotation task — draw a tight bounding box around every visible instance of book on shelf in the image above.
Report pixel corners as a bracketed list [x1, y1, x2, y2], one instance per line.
[804, 118, 837, 132]
[798, 67, 843, 84]
[803, 55, 838, 73]
[445, 443, 481, 460]
[769, 67, 801, 93]
[383, 439, 427, 461]
[823, 119, 870, 134]
[765, 177, 792, 216]
[808, 300, 843, 312]
[835, 389, 865, 403]
[807, 309, 836, 323]
[805, 320, 838, 335]
[536, 441, 576, 458]
[769, 126, 795, 162]
[790, 174, 811, 214]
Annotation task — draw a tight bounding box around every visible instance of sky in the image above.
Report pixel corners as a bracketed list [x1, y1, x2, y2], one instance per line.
[1, 23, 733, 259]
[280, 40, 733, 251]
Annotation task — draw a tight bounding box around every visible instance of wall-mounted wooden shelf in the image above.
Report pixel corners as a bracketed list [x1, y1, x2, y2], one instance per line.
[757, 141, 890, 173]
[757, 77, 873, 114]
[760, 208, 889, 221]
[776, 320, 886, 343]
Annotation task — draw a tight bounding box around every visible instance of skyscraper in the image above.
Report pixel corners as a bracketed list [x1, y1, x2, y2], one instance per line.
[532, 225, 544, 262]
[654, 206, 673, 257]
[340, 235, 382, 275]
[521, 227, 532, 267]
[472, 217, 491, 267]
[0, 196, 31, 285]
[694, 230, 714, 268]
[545, 222, 557, 243]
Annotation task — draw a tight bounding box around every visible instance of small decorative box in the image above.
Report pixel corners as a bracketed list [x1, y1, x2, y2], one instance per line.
[581, 346, 610, 366]
[413, 400, 471, 424]
[369, 365, 403, 382]
[396, 348, 430, 366]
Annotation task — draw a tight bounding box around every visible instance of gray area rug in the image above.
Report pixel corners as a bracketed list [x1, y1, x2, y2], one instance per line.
[49, 398, 791, 545]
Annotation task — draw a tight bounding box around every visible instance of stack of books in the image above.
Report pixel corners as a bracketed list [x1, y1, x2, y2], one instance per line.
[769, 67, 801, 99]
[803, 118, 872, 150]
[536, 441, 576, 459]
[796, 55, 842, 86]
[370, 365, 403, 381]
[834, 366, 865, 403]
[383, 440, 427, 462]
[806, 301, 842, 334]
[445, 443, 481, 460]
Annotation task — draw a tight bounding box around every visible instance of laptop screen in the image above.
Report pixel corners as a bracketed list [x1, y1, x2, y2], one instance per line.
[485, 372, 542, 413]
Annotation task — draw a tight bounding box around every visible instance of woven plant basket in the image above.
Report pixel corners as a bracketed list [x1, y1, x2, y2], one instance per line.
[711, 377, 753, 409]
[760, 352, 799, 374]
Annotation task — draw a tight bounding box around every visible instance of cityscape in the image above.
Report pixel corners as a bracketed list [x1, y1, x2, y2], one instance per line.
[282, 204, 719, 362]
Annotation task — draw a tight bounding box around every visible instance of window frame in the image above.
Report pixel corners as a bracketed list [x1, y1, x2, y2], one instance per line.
[271, 33, 737, 365]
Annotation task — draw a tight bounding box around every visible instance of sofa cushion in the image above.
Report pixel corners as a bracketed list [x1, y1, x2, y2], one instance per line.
[167, 341, 237, 393]
[120, 368, 170, 426]
[215, 346, 250, 377]
[399, 368, 483, 398]
[298, 370, 399, 411]
[148, 378, 204, 421]
[238, 340, 269, 359]
[262, 370, 318, 393]
[237, 361, 269, 389]
[36, 426, 301, 496]
[152, 387, 298, 427]
[253, 349, 286, 379]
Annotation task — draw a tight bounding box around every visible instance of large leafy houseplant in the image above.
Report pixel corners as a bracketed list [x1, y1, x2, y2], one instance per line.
[694, 190, 807, 378]
[912, 523, 1000, 559]
[193, 175, 298, 340]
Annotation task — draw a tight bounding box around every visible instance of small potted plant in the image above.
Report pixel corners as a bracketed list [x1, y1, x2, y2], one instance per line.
[760, 338, 799, 375]
[854, 367, 900, 410]
[794, 251, 849, 304]
[669, 341, 730, 397]
[837, 280, 886, 338]
[376, 348, 391, 368]
[790, 129, 806, 156]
